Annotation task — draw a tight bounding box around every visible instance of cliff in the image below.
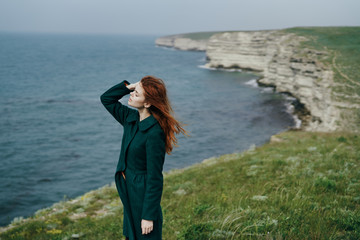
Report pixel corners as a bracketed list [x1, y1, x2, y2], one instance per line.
[155, 32, 221, 51]
[205, 30, 337, 131]
[156, 35, 207, 51]
[158, 28, 360, 132]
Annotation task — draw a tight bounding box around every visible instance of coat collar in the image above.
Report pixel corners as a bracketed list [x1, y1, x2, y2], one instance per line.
[126, 112, 158, 131]
[139, 114, 158, 131]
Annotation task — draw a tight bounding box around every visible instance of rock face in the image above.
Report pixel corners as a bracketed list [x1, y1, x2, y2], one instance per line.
[156, 35, 207, 51]
[205, 31, 342, 132]
[205, 31, 277, 71]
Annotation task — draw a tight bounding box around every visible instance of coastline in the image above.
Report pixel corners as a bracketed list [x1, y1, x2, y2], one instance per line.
[197, 62, 302, 130]
[156, 27, 360, 133]
[155, 31, 310, 131]
[155, 31, 221, 51]
[0, 32, 294, 231]
[2, 27, 359, 238]
[243, 78, 303, 129]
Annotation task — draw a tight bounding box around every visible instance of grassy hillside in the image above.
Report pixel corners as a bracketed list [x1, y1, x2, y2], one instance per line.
[160, 31, 222, 40]
[1, 131, 359, 239]
[178, 31, 222, 40]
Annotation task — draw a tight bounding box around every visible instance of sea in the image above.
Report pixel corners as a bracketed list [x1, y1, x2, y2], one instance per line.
[0, 32, 295, 226]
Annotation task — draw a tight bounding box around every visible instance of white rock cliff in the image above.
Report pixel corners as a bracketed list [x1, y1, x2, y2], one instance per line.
[205, 31, 345, 132]
[156, 35, 207, 51]
[156, 30, 356, 132]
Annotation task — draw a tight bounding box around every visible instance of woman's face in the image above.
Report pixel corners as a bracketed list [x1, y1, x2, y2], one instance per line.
[128, 83, 147, 109]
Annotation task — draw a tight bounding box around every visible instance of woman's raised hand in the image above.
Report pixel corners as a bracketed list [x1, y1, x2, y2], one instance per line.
[126, 81, 139, 91]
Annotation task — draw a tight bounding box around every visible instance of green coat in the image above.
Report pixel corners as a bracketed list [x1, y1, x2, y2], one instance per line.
[100, 81, 165, 240]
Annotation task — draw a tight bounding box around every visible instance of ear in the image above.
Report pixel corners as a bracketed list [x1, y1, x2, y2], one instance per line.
[144, 102, 151, 109]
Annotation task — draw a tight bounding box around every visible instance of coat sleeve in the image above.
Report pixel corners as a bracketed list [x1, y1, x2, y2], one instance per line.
[100, 80, 135, 125]
[142, 129, 166, 220]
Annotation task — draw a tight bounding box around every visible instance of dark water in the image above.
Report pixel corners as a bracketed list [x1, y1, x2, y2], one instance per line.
[0, 32, 294, 226]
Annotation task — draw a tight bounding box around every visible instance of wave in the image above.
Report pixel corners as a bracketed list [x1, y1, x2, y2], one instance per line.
[244, 79, 275, 93]
[282, 95, 302, 129]
[243, 79, 300, 128]
[261, 87, 275, 93]
[244, 79, 259, 88]
[155, 45, 176, 51]
[197, 65, 242, 72]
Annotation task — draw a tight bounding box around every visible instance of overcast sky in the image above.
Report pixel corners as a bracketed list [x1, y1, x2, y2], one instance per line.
[0, 0, 359, 36]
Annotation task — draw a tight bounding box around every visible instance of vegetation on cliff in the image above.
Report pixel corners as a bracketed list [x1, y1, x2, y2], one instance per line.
[162, 31, 222, 41]
[284, 27, 360, 130]
[1, 131, 359, 239]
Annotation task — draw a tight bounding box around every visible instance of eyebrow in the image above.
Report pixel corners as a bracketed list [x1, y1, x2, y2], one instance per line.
[135, 87, 141, 95]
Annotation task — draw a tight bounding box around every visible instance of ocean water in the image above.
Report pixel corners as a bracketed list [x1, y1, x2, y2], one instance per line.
[0, 32, 294, 226]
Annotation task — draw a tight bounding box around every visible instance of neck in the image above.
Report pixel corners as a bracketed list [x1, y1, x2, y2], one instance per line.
[138, 108, 151, 121]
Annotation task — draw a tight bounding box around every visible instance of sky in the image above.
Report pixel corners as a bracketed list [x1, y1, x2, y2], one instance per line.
[0, 0, 359, 36]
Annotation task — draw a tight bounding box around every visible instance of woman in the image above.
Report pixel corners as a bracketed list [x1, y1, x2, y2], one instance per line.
[100, 76, 186, 239]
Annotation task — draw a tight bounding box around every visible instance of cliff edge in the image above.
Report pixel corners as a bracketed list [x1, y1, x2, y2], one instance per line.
[205, 30, 339, 131]
[158, 28, 360, 132]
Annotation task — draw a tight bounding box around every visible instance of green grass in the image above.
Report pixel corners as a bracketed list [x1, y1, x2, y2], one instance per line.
[284, 27, 360, 85]
[171, 31, 223, 40]
[2, 131, 359, 239]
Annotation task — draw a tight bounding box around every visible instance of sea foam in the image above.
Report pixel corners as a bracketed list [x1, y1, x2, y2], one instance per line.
[197, 65, 242, 72]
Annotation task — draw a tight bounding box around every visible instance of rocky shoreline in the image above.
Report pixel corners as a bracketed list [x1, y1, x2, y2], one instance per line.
[156, 29, 349, 132]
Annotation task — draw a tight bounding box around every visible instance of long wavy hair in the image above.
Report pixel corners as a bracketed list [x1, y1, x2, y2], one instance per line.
[141, 75, 187, 154]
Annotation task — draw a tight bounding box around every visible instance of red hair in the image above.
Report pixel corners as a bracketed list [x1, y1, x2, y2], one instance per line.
[141, 75, 187, 154]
